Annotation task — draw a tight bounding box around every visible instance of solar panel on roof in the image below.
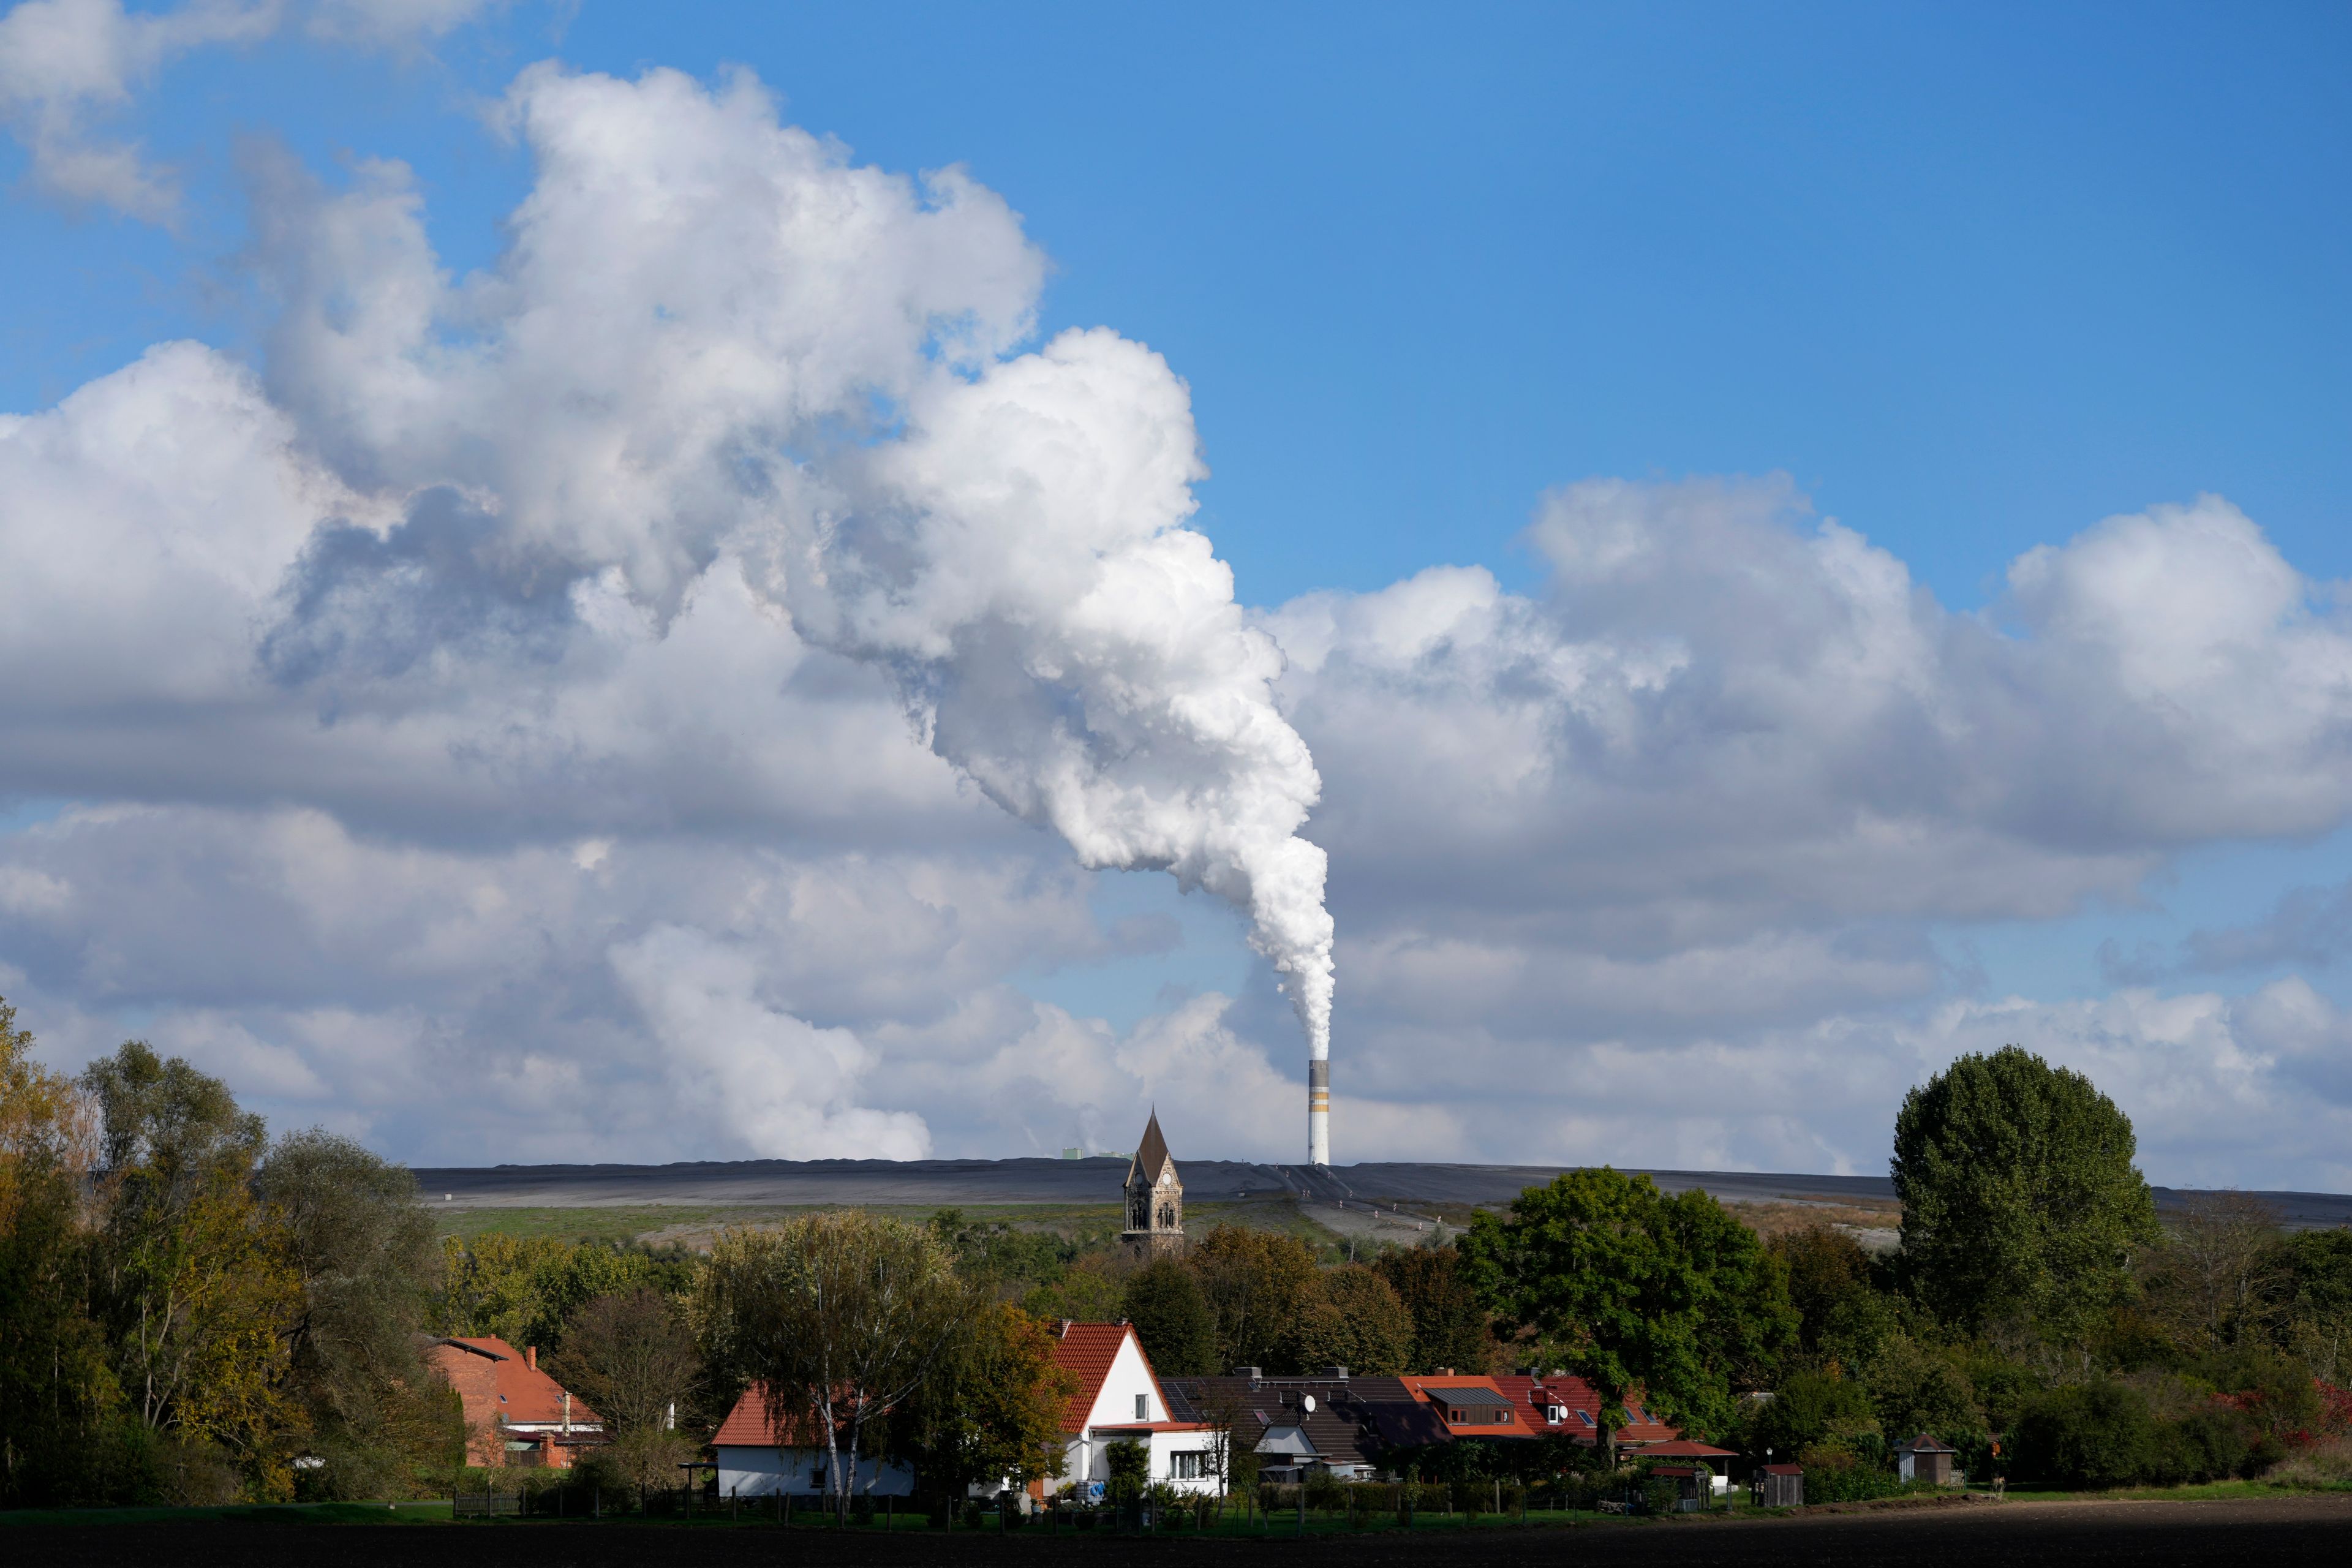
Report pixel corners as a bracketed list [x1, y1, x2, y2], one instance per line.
[1431, 1385, 1515, 1409]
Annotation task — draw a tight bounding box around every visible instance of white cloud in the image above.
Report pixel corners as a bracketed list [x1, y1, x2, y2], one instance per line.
[611, 925, 929, 1161]
[0, 0, 493, 217]
[6, 57, 2352, 1186]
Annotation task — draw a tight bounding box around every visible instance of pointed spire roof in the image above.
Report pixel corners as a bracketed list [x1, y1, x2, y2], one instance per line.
[1128, 1110, 1174, 1186]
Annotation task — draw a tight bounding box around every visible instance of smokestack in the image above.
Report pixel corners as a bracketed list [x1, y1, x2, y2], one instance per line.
[1308, 1054, 1329, 1166]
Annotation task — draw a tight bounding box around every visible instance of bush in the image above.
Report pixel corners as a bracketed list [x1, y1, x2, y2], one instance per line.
[2157, 1403, 2256, 1483]
[2013, 1381, 2160, 1488]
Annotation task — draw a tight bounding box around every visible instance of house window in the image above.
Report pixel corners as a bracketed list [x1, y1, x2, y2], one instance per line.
[1136, 1394, 1148, 1420]
[1172, 1452, 1207, 1479]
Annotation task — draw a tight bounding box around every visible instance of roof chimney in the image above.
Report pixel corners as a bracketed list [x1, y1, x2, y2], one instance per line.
[1324, 1366, 1349, 1380]
[1232, 1365, 1262, 1385]
[1057, 1319, 1073, 1338]
[1437, 1366, 1454, 1376]
[526, 1346, 537, 1371]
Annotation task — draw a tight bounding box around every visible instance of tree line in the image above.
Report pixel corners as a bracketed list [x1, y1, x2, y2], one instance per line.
[1457, 1046, 2352, 1494]
[8, 989, 2351, 1506]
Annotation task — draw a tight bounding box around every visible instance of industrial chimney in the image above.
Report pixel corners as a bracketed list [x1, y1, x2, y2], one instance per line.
[1308, 1052, 1329, 1166]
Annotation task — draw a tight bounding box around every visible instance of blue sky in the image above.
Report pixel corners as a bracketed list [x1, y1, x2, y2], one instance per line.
[9, 2, 2345, 608]
[2, 2, 2350, 1180]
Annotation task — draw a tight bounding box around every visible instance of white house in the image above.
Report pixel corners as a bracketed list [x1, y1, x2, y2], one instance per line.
[712, 1385, 915, 1498]
[1046, 1321, 1221, 1500]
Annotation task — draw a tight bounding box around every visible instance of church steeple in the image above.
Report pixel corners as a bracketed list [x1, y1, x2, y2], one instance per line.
[1121, 1110, 1185, 1259]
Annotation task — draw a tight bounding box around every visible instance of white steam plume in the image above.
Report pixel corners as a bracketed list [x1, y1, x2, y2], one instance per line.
[791, 326, 1339, 1098]
[246, 64, 1338, 1143]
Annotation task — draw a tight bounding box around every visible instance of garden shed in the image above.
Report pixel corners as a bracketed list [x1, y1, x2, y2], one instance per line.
[1894, 1433, 1958, 1485]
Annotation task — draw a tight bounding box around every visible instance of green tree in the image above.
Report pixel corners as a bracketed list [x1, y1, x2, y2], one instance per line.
[1373, 1244, 1493, 1374]
[0, 995, 118, 1505]
[1460, 1169, 1792, 1445]
[2282, 1227, 2352, 1384]
[1280, 1264, 1411, 1376]
[1102, 1436, 1148, 1501]
[1018, 1259, 1128, 1324]
[1123, 1257, 1216, 1375]
[2011, 1380, 2158, 1488]
[257, 1131, 461, 1496]
[1864, 1334, 1981, 1444]
[1739, 1367, 1877, 1458]
[1187, 1224, 1317, 1372]
[698, 1213, 968, 1518]
[927, 1210, 1077, 1294]
[1891, 1046, 2159, 1340]
[545, 1286, 704, 1486]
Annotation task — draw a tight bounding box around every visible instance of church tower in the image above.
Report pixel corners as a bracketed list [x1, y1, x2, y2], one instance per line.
[1121, 1110, 1185, 1261]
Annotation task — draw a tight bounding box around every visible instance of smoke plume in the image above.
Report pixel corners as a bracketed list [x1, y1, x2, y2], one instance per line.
[251, 66, 1338, 1090]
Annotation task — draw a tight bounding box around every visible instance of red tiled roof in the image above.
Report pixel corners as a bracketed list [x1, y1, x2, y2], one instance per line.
[1491, 1373, 1683, 1444]
[1638, 1439, 1735, 1458]
[1397, 1374, 1535, 1438]
[431, 1336, 603, 1428]
[714, 1383, 842, 1448]
[1047, 1321, 1142, 1431]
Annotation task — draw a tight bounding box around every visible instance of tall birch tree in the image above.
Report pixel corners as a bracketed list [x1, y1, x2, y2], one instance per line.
[699, 1212, 966, 1517]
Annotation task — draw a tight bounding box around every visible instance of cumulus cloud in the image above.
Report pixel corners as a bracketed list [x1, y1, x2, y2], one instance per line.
[241, 62, 1335, 1090]
[1257, 478, 2352, 1182]
[6, 54, 2352, 1184]
[611, 925, 929, 1161]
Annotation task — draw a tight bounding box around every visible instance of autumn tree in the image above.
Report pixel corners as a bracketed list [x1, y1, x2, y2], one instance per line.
[884, 1302, 1075, 1506]
[1187, 1225, 1317, 1372]
[1461, 1168, 1793, 1446]
[0, 995, 115, 1504]
[698, 1212, 967, 1518]
[1281, 1264, 1411, 1376]
[1123, 1257, 1216, 1375]
[1893, 1046, 2160, 1339]
[1373, 1243, 1493, 1375]
[1018, 1259, 1128, 1325]
[81, 1042, 301, 1498]
[430, 1232, 696, 1354]
[257, 1130, 461, 1496]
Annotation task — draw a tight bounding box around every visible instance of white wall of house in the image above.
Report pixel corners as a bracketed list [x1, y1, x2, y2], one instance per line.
[1072, 1427, 1223, 1496]
[1054, 1330, 1182, 1494]
[1085, 1334, 1169, 1434]
[715, 1444, 915, 1498]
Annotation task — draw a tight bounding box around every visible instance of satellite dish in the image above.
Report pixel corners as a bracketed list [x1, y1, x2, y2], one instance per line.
[1300, 1395, 1316, 1413]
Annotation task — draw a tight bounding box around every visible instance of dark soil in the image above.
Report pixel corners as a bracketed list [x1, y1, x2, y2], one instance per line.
[7, 1494, 2352, 1567]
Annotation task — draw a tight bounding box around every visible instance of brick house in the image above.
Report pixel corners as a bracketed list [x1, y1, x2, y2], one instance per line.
[423, 1335, 605, 1467]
